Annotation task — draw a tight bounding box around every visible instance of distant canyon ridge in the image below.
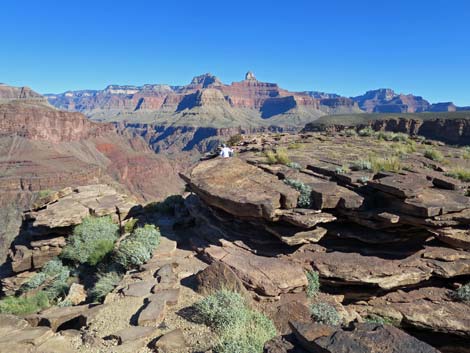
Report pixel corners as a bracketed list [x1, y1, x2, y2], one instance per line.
[45, 72, 470, 127]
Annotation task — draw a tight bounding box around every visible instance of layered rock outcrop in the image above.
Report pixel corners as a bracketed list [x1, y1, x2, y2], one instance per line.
[181, 131, 470, 351]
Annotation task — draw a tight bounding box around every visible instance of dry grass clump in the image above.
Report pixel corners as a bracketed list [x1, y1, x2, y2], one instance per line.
[424, 148, 444, 162]
[445, 168, 470, 182]
[264, 148, 290, 165]
[369, 155, 402, 173]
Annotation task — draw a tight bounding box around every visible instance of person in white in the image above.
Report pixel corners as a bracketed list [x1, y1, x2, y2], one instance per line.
[219, 144, 234, 158]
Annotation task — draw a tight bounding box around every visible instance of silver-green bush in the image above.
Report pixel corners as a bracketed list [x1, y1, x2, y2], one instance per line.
[455, 282, 470, 302]
[310, 302, 341, 325]
[350, 160, 372, 171]
[284, 179, 312, 208]
[306, 270, 320, 298]
[114, 224, 160, 269]
[61, 216, 119, 266]
[193, 290, 276, 353]
[21, 258, 70, 300]
[90, 271, 122, 301]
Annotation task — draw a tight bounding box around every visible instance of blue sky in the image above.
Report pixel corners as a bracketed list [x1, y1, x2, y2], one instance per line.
[1, 0, 469, 105]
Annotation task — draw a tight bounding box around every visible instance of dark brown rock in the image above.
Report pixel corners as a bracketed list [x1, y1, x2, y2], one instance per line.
[291, 321, 441, 353]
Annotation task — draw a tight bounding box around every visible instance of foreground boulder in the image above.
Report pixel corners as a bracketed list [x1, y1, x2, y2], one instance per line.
[181, 157, 299, 220]
[291, 321, 441, 353]
[199, 239, 307, 297]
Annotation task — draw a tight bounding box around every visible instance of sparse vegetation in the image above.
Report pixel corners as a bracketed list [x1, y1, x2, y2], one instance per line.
[462, 146, 470, 159]
[306, 270, 320, 298]
[335, 165, 350, 174]
[37, 189, 54, 199]
[350, 160, 372, 171]
[21, 258, 70, 300]
[310, 302, 341, 326]
[264, 148, 290, 165]
[284, 179, 312, 208]
[114, 224, 161, 269]
[369, 155, 402, 173]
[344, 129, 357, 137]
[445, 168, 470, 182]
[61, 216, 119, 266]
[0, 291, 50, 315]
[286, 162, 301, 170]
[193, 290, 276, 353]
[123, 218, 138, 234]
[455, 282, 470, 302]
[424, 148, 444, 162]
[358, 127, 375, 137]
[287, 142, 303, 149]
[365, 314, 396, 325]
[90, 271, 122, 301]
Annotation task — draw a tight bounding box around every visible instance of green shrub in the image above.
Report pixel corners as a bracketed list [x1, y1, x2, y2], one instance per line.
[424, 148, 444, 162]
[21, 259, 70, 300]
[391, 132, 410, 142]
[350, 160, 372, 171]
[284, 179, 312, 208]
[358, 127, 375, 137]
[264, 148, 290, 165]
[287, 142, 303, 149]
[306, 271, 320, 298]
[61, 216, 119, 266]
[0, 291, 50, 315]
[365, 314, 395, 325]
[90, 271, 122, 301]
[462, 146, 470, 159]
[310, 303, 341, 325]
[344, 129, 357, 137]
[123, 218, 138, 234]
[114, 224, 160, 269]
[455, 282, 470, 302]
[369, 155, 401, 173]
[193, 290, 276, 353]
[445, 168, 470, 182]
[37, 189, 54, 199]
[286, 162, 301, 170]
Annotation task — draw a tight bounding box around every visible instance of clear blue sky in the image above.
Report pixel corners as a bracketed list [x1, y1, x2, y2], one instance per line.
[1, 0, 469, 105]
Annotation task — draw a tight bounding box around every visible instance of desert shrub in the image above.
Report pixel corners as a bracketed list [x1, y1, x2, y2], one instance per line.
[376, 131, 395, 141]
[359, 176, 370, 184]
[61, 216, 119, 266]
[37, 189, 54, 199]
[0, 291, 50, 315]
[21, 259, 70, 299]
[369, 155, 401, 173]
[344, 129, 357, 137]
[123, 218, 138, 234]
[391, 132, 410, 142]
[335, 165, 350, 174]
[287, 142, 302, 149]
[306, 270, 320, 298]
[350, 160, 372, 171]
[286, 162, 301, 170]
[275, 148, 290, 165]
[145, 195, 184, 215]
[365, 314, 395, 325]
[114, 224, 160, 269]
[284, 179, 312, 208]
[310, 302, 341, 326]
[264, 149, 290, 165]
[193, 290, 276, 353]
[358, 127, 375, 137]
[455, 282, 470, 302]
[424, 148, 444, 162]
[90, 271, 122, 301]
[227, 134, 243, 146]
[445, 168, 470, 182]
[462, 146, 470, 159]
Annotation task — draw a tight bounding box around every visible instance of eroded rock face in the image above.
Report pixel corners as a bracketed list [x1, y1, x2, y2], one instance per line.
[353, 287, 470, 337]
